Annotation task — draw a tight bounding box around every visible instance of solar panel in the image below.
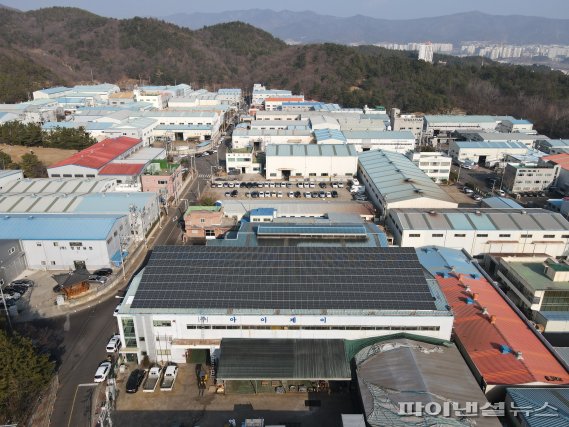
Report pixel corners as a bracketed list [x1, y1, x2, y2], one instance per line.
[130, 246, 437, 311]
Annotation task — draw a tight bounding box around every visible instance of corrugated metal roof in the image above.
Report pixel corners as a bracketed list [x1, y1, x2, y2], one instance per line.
[98, 163, 145, 176]
[0, 178, 116, 194]
[453, 140, 528, 149]
[358, 150, 456, 205]
[266, 144, 356, 157]
[506, 388, 569, 426]
[417, 246, 569, 386]
[217, 338, 351, 380]
[0, 214, 120, 240]
[481, 197, 523, 209]
[343, 130, 414, 140]
[392, 208, 569, 231]
[313, 128, 346, 143]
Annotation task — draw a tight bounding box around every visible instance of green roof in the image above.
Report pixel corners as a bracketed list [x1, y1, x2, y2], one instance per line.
[151, 159, 179, 170]
[184, 205, 220, 215]
[508, 262, 569, 292]
[546, 259, 569, 272]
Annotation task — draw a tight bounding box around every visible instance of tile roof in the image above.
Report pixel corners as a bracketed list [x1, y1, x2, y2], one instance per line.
[98, 163, 146, 176]
[417, 246, 569, 386]
[49, 137, 142, 170]
[543, 153, 569, 171]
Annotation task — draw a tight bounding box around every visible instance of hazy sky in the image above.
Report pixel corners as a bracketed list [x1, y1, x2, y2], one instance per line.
[2, 0, 569, 19]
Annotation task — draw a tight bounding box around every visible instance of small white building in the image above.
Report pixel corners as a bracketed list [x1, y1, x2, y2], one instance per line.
[358, 150, 458, 218]
[387, 208, 569, 258]
[0, 214, 130, 271]
[231, 129, 313, 150]
[225, 149, 262, 175]
[343, 130, 416, 154]
[265, 144, 358, 181]
[502, 163, 559, 194]
[405, 151, 452, 183]
[496, 118, 535, 134]
[448, 140, 528, 166]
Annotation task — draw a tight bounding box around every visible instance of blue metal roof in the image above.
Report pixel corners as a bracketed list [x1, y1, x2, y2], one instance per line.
[42, 122, 80, 130]
[453, 140, 527, 149]
[314, 129, 347, 143]
[506, 388, 569, 426]
[343, 130, 414, 140]
[197, 140, 212, 148]
[250, 208, 275, 217]
[481, 197, 523, 209]
[0, 214, 121, 240]
[416, 246, 481, 278]
[38, 86, 70, 94]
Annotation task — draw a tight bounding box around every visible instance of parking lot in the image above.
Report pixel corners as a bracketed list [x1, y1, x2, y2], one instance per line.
[206, 180, 361, 202]
[114, 365, 356, 427]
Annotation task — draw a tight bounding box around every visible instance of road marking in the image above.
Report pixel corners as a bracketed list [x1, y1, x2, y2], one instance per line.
[67, 383, 98, 427]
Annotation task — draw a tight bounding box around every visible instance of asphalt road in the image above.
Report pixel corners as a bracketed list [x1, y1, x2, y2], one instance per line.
[45, 142, 227, 427]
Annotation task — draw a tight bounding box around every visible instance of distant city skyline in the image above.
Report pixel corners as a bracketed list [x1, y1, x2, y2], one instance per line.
[2, 0, 569, 20]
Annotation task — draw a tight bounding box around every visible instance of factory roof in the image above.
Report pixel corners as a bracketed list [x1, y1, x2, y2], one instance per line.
[98, 163, 146, 176]
[0, 177, 116, 194]
[232, 128, 312, 138]
[0, 214, 121, 240]
[425, 115, 513, 124]
[72, 83, 118, 92]
[127, 246, 446, 314]
[390, 208, 569, 231]
[36, 86, 70, 95]
[355, 337, 499, 427]
[42, 122, 81, 130]
[343, 130, 415, 140]
[417, 246, 569, 386]
[266, 144, 356, 157]
[506, 388, 569, 426]
[154, 124, 211, 131]
[265, 97, 304, 102]
[452, 140, 528, 150]
[358, 150, 456, 205]
[543, 153, 569, 171]
[480, 197, 523, 209]
[250, 208, 276, 217]
[539, 139, 569, 148]
[49, 137, 142, 170]
[313, 129, 346, 143]
[458, 131, 543, 141]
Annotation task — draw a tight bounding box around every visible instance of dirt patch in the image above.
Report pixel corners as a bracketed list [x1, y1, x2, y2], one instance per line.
[0, 144, 76, 166]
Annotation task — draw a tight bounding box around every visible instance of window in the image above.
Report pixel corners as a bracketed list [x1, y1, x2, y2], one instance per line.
[476, 234, 488, 237]
[53, 242, 58, 247]
[139, 337, 145, 342]
[41, 261, 46, 265]
[544, 235, 555, 238]
[309, 173, 316, 177]
[270, 173, 277, 177]
[156, 349, 171, 356]
[205, 230, 216, 237]
[69, 242, 83, 247]
[454, 234, 466, 237]
[51, 174, 60, 177]
[106, 237, 112, 244]
[89, 246, 93, 250]
[158, 180, 167, 185]
[521, 234, 533, 238]
[409, 234, 421, 238]
[563, 235, 569, 239]
[74, 174, 84, 178]
[62, 174, 72, 178]
[36, 242, 42, 247]
[50, 261, 56, 265]
[499, 234, 511, 238]
[432, 234, 443, 238]
[86, 174, 95, 178]
[153, 320, 172, 327]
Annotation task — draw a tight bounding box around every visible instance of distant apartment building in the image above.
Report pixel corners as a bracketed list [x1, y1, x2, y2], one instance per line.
[405, 151, 451, 183]
[418, 42, 434, 63]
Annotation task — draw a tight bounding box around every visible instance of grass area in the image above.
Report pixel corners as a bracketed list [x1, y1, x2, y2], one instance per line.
[0, 144, 75, 167]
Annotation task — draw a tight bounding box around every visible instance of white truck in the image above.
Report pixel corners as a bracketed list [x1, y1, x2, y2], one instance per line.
[159, 365, 178, 391]
[143, 366, 163, 392]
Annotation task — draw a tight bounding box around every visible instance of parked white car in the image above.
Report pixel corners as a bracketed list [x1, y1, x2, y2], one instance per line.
[106, 335, 122, 353]
[94, 361, 112, 383]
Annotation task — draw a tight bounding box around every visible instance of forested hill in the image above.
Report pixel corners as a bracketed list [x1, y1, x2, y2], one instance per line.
[1, 7, 569, 137]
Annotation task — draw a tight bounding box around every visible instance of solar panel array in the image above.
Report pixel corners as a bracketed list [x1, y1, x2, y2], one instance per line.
[130, 246, 437, 311]
[257, 225, 367, 237]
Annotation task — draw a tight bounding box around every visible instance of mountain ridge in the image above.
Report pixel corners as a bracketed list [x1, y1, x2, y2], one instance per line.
[163, 9, 569, 45]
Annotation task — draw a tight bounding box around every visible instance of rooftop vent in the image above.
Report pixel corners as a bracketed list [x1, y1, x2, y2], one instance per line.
[490, 315, 497, 324]
[475, 210, 482, 215]
[428, 210, 437, 216]
[515, 351, 524, 360]
[28, 215, 34, 220]
[414, 189, 423, 194]
[465, 297, 474, 305]
[500, 344, 512, 354]
[481, 307, 489, 315]
[465, 285, 471, 293]
[521, 210, 527, 215]
[404, 178, 413, 182]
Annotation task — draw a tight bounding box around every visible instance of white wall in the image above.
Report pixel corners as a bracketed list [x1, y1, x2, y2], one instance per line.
[266, 154, 357, 180]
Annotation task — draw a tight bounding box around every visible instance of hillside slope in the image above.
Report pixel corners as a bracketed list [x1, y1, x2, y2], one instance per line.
[1, 7, 569, 137]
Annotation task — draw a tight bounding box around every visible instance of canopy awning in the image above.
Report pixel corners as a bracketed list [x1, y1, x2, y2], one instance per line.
[111, 250, 128, 267]
[217, 338, 351, 381]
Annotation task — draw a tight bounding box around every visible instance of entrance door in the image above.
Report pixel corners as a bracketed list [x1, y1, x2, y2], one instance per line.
[282, 170, 291, 181]
[74, 260, 86, 270]
[478, 155, 487, 166]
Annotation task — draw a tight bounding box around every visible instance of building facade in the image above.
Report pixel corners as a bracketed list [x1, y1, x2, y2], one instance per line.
[405, 151, 452, 183]
[502, 163, 558, 194]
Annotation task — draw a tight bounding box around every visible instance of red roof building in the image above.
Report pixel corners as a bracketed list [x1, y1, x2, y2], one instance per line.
[542, 153, 569, 171]
[48, 137, 143, 177]
[98, 163, 146, 176]
[417, 247, 569, 401]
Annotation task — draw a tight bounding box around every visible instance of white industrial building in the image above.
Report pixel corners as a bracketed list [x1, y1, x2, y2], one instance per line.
[502, 163, 559, 194]
[496, 118, 535, 134]
[390, 108, 424, 140]
[0, 214, 130, 271]
[423, 115, 514, 138]
[448, 140, 528, 166]
[358, 150, 458, 218]
[116, 246, 453, 364]
[0, 170, 23, 190]
[343, 130, 415, 154]
[250, 119, 310, 130]
[456, 131, 546, 149]
[405, 151, 452, 183]
[265, 144, 358, 181]
[231, 129, 313, 150]
[225, 149, 262, 175]
[251, 84, 294, 106]
[387, 208, 569, 258]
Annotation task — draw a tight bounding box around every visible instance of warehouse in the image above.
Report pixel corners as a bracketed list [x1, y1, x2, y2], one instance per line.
[231, 128, 313, 150]
[343, 130, 415, 154]
[448, 140, 528, 167]
[387, 208, 569, 258]
[116, 246, 453, 364]
[265, 144, 358, 181]
[0, 214, 129, 271]
[358, 150, 458, 218]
